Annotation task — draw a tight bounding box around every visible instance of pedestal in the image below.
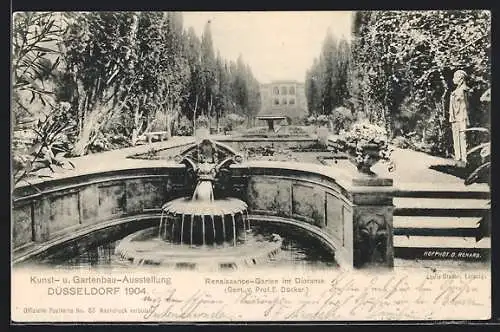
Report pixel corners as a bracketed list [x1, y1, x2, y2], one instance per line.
[317, 127, 329, 147]
[195, 128, 210, 140]
[266, 120, 275, 132]
[257, 117, 286, 134]
[350, 175, 394, 268]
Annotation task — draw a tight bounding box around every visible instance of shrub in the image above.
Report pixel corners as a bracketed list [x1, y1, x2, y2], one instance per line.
[316, 115, 329, 127]
[222, 113, 245, 131]
[464, 127, 490, 186]
[330, 106, 355, 134]
[176, 116, 193, 136]
[306, 114, 330, 127]
[196, 115, 210, 129]
[391, 135, 410, 149]
[305, 115, 316, 126]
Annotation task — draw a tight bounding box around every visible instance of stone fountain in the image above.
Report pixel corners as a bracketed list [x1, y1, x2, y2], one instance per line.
[257, 115, 287, 133]
[159, 139, 250, 247]
[115, 139, 282, 269]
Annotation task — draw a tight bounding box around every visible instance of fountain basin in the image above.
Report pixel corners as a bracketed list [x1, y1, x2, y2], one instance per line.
[160, 197, 250, 246]
[115, 227, 283, 270]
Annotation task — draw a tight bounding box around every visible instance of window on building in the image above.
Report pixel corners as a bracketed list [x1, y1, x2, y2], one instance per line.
[282, 98, 287, 105]
[289, 98, 295, 105]
[274, 98, 280, 105]
[281, 86, 287, 95]
[289, 86, 295, 95]
[273, 87, 280, 95]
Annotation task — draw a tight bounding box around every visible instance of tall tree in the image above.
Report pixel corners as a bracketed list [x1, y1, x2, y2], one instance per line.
[232, 55, 249, 123]
[62, 12, 140, 156]
[160, 12, 190, 137]
[320, 30, 338, 114]
[304, 31, 351, 116]
[213, 51, 230, 131]
[305, 58, 323, 116]
[245, 63, 262, 126]
[183, 26, 203, 130]
[200, 20, 217, 125]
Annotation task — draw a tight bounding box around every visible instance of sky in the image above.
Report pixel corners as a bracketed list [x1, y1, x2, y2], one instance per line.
[183, 11, 354, 84]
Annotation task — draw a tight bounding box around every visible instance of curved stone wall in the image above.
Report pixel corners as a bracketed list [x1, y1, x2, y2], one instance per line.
[12, 166, 188, 261]
[12, 162, 394, 269]
[230, 163, 356, 267]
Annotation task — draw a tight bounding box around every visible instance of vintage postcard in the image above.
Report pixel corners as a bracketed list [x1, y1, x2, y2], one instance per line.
[11, 10, 491, 322]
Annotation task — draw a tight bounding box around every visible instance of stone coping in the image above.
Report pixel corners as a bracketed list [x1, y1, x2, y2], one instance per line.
[12, 158, 395, 204]
[233, 160, 351, 187]
[232, 161, 393, 193]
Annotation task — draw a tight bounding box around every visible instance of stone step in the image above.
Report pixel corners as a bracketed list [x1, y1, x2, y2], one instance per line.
[393, 216, 486, 237]
[394, 186, 490, 199]
[394, 235, 490, 249]
[394, 197, 490, 217]
[394, 235, 491, 261]
[394, 197, 490, 210]
[394, 215, 481, 229]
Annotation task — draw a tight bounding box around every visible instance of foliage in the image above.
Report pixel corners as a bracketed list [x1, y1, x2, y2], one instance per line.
[181, 27, 261, 132]
[222, 113, 245, 131]
[12, 12, 65, 111]
[11, 13, 80, 183]
[305, 115, 316, 126]
[196, 115, 210, 129]
[316, 115, 330, 126]
[89, 131, 130, 153]
[305, 114, 329, 127]
[13, 11, 263, 169]
[330, 106, 355, 134]
[228, 56, 261, 127]
[391, 135, 411, 149]
[59, 12, 190, 152]
[176, 116, 194, 136]
[60, 12, 141, 155]
[349, 10, 491, 157]
[124, 12, 190, 144]
[464, 127, 490, 186]
[13, 102, 76, 184]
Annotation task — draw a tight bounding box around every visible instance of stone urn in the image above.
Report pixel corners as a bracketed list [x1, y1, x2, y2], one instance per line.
[317, 126, 330, 147]
[347, 143, 382, 176]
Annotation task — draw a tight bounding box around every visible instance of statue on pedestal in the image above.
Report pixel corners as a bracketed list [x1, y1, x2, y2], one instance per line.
[449, 70, 470, 166]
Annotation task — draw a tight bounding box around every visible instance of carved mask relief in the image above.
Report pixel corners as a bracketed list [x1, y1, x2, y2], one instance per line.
[354, 213, 388, 267]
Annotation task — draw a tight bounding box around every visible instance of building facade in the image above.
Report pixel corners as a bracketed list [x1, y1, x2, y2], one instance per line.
[258, 80, 308, 123]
